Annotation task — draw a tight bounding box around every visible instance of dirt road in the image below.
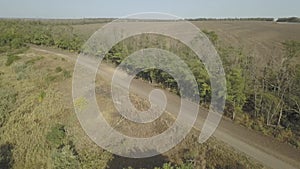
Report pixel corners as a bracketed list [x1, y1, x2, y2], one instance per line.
[31, 46, 300, 169]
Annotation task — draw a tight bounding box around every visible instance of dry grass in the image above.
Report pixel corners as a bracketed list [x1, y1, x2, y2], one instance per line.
[0, 48, 264, 169]
[0, 50, 112, 169]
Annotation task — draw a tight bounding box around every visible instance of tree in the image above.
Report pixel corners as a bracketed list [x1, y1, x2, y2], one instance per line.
[226, 68, 246, 120]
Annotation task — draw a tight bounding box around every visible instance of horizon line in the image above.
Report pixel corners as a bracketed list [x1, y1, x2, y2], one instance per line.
[0, 16, 299, 20]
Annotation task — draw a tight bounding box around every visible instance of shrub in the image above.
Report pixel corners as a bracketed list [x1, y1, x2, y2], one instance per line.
[52, 145, 80, 169]
[46, 124, 66, 148]
[55, 66, 63, 73]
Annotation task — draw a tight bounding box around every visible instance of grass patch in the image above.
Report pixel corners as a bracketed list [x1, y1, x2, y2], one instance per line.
[38, 91, 46, 102]
[25, 56, 44, 65]
[5, 55, 21, 66]
[63, 70, 71, 79]
[14, 63, 28, 73]
[0, 87, 18, 127]
[74, 97, 88, 112]
[45, 74, 58, 84]
[13, 63, 30, 80]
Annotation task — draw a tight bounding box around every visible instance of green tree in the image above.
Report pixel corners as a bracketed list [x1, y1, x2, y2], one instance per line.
[226, 68, 246, 120]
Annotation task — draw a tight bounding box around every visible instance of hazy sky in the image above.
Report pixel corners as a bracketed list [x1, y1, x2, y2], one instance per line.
[0, 0, 299, 19]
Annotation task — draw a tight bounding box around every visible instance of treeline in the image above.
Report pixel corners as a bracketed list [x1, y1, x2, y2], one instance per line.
[0, 20, 84, 53]
[104, 34, 211, 102]
[0, 18, 112, 25]
[187, 18, 274, 21]
[277, 17, 300, 23]
[104, 32, 300, 147]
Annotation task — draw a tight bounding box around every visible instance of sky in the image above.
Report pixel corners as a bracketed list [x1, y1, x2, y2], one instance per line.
[0, 0, 299, 19]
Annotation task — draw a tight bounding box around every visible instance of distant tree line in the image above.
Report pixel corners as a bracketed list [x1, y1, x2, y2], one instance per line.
[0, 18, 112, 26]
[276, 17, 300, 23]
[187, 18, 274, 21]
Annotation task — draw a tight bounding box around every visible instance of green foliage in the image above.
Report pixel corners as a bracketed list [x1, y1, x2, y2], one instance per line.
[31, 31, 55, 46]
[46, 124, 66, 148]
[155, 163, 174, 169]
[0, 20, 84, 53]
[105, 34, 210, 102]
[203, 30, 219, 45]
[38, 91, 46, 102]
[78, 148, 112, 169]
[52, 145, 80, 169]
[226, 68, 246, 119]
[0, 25, 25, 51]
[5, 55, 20, 66]
[103, 33, 300, 146]
[55, 66, 63, 73]
[63, 70, 71, 79]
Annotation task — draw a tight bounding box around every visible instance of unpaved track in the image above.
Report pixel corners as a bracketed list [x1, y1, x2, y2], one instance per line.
[31, 46, 300, 169]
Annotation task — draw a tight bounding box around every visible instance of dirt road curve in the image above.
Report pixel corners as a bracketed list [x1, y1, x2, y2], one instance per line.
[31, 46, 300, 169]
